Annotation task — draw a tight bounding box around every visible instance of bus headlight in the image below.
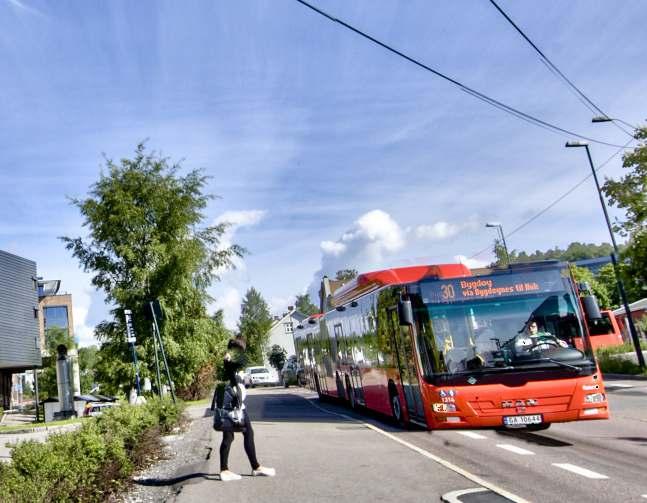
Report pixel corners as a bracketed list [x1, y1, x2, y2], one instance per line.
[584, 393, 605, 403]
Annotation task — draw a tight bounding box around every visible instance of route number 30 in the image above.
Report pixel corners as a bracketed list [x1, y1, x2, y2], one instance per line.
[440, 284, 455, 300]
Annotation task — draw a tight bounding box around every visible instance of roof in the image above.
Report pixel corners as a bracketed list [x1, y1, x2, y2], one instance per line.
[271, 310, 307, 328]
[331, 264, 471, 306]
[612, 298, 647, 316]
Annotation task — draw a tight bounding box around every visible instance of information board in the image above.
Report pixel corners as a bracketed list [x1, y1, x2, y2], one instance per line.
[421, 269, 566, 304]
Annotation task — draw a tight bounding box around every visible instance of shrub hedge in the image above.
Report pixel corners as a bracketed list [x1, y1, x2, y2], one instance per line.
[0, 397, 184, 503]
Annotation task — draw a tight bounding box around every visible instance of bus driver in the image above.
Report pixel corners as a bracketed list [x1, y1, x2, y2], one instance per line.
[514, 319, 569, 353]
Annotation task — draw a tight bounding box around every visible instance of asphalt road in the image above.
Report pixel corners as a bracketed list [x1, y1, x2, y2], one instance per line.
[172, 378, 647, 503]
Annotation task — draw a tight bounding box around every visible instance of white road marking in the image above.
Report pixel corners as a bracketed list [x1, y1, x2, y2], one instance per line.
[496, 444, 535, 456]
[441, 488, 489, 502]
[552, 463, 609, 479]
[606, 383, 634, 388]
[304, 398, 530, 503]
[640, 494, 647, 499]
[457, 431, 487, 440]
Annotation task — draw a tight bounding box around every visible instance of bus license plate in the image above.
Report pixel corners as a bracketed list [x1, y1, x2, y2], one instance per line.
[503, 414, 542, 426]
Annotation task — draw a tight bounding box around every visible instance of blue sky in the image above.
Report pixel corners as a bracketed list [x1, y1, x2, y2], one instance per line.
[1, 0, 645, 345]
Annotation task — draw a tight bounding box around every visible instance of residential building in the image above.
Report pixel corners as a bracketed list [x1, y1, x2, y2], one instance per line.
[38, 279, 80, 396]
[265, 308, 306, 363]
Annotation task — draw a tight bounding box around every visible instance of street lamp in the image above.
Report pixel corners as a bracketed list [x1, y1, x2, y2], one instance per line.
[485, 222, 510, 267]
[591, 116, 637, 130]
[565, 140, 645, 369]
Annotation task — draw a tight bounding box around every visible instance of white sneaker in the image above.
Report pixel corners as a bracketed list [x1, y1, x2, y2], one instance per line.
[252, 466, 276, 477]
[220, 470, 242, 482]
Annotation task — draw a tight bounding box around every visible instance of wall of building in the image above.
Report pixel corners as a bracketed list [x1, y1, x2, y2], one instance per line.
[38, 293, 75, 352]
[0, 250, 42, 409]
[0, 250, 42, 370]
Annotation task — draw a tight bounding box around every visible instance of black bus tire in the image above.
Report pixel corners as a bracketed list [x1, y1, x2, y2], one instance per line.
[345, 376, 356, 409]
[389, 382, 404, 426]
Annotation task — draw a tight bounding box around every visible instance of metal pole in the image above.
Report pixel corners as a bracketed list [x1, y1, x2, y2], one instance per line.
[150, 301, 176, 403]
[584, 145, 645, 368]
[498, 225, 511, 267]
[130, 342, 141, 396]
[33, 367, 40, 422]
[151, 323, 162, 397]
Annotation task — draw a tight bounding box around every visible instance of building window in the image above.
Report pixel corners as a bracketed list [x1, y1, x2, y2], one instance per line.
[284, 322, 293, 334]
[44, 306, 69, 330]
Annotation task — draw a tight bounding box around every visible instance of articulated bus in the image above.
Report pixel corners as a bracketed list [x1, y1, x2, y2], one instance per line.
[294, 262, 609, 430]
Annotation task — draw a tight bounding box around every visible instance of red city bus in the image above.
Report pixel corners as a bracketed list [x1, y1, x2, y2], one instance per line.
[574, 310, 624, 351]
[295, 261, 609, 430]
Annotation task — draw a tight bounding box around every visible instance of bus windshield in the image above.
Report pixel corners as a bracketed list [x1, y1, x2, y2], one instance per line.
[419, 268, 594, 375]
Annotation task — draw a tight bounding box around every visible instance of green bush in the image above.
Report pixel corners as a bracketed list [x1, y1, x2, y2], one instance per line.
[0, 398, 183, 502]
[596, 348, 647, 375]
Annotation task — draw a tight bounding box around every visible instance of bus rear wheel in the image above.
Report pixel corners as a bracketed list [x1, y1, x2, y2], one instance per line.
[390, 389, 404, 425]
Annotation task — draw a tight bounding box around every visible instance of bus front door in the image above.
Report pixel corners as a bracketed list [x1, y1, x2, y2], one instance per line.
[388, 308, 426, 423]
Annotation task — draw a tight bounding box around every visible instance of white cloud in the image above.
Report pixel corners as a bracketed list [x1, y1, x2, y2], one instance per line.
[213, 287, 243, 330]
[320, 240, 346, 256]
[415, 222, 460, 240]
[213, 209, 267, 273]
[454, 254, 489, 269]
[309, 209, 406, 296]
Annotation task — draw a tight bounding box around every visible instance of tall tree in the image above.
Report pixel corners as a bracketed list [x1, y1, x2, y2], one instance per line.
[603, 125, 647, 301]
[335, 269, 358, 282]
[238, 287, 273, 365]
[295, 293, 318, 316]
[62, 144, 242, 398]
[569, 265, 612, 310]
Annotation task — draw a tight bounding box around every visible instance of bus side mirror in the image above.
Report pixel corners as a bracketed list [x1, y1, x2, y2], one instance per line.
[398, 300, 414, 326]
[582, 295, 602, 320]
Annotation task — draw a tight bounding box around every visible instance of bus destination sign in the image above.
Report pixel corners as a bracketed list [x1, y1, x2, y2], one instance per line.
[421, 269, 565, 304]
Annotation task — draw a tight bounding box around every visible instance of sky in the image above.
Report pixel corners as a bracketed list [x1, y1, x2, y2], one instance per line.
[1, 0, 645, 346]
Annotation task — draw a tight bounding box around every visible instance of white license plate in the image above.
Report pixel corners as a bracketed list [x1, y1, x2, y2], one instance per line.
[503, 414, 542, 426]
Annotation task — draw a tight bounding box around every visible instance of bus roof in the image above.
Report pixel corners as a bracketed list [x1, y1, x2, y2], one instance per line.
[331, 264, 471, 306]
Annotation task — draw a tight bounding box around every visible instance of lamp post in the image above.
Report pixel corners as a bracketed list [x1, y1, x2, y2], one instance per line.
[565, 141, 645, 369]
[486, 222, 510, 267]
[591, 115, 637, 131]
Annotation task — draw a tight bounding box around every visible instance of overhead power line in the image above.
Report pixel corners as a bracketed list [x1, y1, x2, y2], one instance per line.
[487, 0, 634, 138]
[294, 0, 627, 148]
[468, 137, 635, 260]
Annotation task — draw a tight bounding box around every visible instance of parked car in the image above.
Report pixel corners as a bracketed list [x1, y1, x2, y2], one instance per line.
[83, 402, 116, 417]
[243, 366, 276, 387]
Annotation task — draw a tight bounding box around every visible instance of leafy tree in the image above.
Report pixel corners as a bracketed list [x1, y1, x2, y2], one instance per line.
[295, 293, 318, 316]
[595, 263, 621, 309]
[61, 144, 242, 399]
[78, 346, 98, 394]
[38, 327, 76, 399]
[603, 125, 647, 301]
[238, 287, 273, 365]
[569, 265, 612, 310]
[335, 269, 358, 282]
[267, 344, 287, 372]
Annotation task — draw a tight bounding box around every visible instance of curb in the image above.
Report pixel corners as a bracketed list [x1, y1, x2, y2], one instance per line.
[603, 373, 647, 381]
[0, 422, 83, 435]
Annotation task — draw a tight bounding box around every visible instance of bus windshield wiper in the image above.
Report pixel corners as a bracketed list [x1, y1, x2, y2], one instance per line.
[534, 357, 582, 372]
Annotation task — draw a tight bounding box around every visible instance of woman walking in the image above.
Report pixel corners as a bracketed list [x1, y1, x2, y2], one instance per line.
[213, 336, 275, 481]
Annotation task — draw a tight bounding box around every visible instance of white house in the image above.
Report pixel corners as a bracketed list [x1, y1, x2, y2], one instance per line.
[264, 308, 307, 365]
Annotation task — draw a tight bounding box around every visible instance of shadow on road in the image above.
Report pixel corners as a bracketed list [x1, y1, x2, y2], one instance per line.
[135, 472, 218, 487]
[495, 429, 572, 447]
